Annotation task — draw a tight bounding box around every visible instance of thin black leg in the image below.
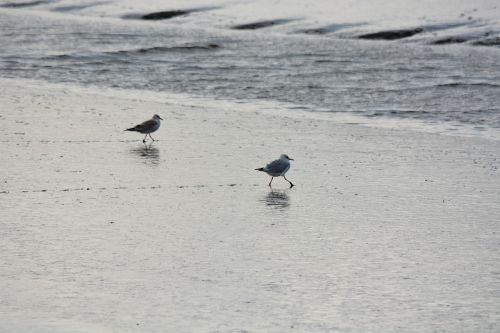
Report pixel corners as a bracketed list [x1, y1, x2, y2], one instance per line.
[149, 133, 155, 141]
[143, 134, 148, 143]
[283, 176, 294, 188]
[268, 177, 274, 187]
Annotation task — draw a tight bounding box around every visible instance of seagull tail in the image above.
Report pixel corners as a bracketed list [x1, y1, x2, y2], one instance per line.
[124, 127, 136, 132]
[255, 168, 265, 172]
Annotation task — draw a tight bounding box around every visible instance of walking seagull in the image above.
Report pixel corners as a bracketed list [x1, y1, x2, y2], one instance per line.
[256, 154, 294, 187]
[125, 114, 163, 143]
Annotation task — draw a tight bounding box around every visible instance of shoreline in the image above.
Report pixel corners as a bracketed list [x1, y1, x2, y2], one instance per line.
[2, 77, 499, 142]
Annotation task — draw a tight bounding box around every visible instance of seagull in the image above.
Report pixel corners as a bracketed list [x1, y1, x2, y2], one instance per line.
[255, 154, 294, 187]
[125, 114, 163, 143]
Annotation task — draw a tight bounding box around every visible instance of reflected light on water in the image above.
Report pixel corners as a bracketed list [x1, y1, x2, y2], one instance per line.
[129, 143, 160, 165]
[261, 189, 290, 210]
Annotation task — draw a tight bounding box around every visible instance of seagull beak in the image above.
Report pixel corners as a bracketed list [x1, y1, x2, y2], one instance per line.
[159, 116, 163, 120]
[289, 158, 294, 161]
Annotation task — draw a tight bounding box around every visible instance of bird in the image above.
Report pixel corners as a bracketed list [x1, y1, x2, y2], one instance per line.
[255, 154, 294, 187]
[125, 114, 163, 143]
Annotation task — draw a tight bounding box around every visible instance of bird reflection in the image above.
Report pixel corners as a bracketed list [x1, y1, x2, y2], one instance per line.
[129, 143, 160, 165]
[262, 189, 290, 209]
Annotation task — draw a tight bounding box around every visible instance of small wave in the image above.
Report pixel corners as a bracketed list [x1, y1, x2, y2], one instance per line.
[110, 44, 221, 55]
[0, 0, 52, 8]
[141, 10, 189, 20]
[40, 44, 220, 60]
[472, 36, 500, 46]
[380, 82, 500, 93]
[436, 82, 500, 88]
[366, 109, 430, 117]
[358, 28, 423, 40]
[48, 54, 71, 59]
[314, 59, 354, 64]
[431, 37, 468, 45]
[231, 19, 295, 30]
[297, 23, 365, 35]
[122, 6, 220, 21]
[38, 54, 78, 62]
[51, 1, 108, 13]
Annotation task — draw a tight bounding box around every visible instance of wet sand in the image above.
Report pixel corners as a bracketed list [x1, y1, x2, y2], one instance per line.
[1, 78, 499, 332]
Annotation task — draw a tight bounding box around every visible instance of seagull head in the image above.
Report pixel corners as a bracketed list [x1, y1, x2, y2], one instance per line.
[153, 114, 163, 120]
[280, 154, 294, 161]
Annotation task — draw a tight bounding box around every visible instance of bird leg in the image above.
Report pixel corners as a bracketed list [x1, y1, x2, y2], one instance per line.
[148, 133, 155, 141]
[268, 177, 274, 187]
[143, 134, 148, 143]
[283, 176, 294, 188]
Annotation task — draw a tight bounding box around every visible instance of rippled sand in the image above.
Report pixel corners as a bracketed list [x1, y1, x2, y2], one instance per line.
[1, 79, 499, 332]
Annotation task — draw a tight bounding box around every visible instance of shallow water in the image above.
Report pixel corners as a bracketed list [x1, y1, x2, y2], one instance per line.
[1, 81, 499, 332]
[2, 1, 500, 331]
[1, 5, 500, 137]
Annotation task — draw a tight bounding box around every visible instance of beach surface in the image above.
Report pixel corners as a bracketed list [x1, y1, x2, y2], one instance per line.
[1, 78, 499, 332]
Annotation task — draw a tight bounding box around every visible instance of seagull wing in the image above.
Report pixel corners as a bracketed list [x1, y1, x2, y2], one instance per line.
[265, 158, 288, 174]
[138, 118, 157, 130]
[129, 118, 158, 133]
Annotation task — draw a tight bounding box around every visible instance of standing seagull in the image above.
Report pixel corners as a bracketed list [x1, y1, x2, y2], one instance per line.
[125, 114, 163, 143]
[256, 154, 294, 187]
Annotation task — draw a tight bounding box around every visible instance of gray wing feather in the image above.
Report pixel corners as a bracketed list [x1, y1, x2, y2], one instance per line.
[140, 118, 157, 128]
[135, 119, 159, 133]
[265, 159, 288, 174]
